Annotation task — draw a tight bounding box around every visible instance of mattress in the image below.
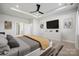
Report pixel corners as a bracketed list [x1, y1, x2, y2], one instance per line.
[17, 36, 40, 56]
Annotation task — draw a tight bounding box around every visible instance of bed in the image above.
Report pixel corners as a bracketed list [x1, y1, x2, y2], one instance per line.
[16, 35, 51, 56]
[0, 34, 63, 56]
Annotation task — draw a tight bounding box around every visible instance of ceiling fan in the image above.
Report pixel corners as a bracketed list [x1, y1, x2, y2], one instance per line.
[30, 4, 44, 14]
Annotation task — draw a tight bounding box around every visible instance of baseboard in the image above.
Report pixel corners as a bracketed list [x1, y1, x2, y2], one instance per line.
[62, 40, 75, 44]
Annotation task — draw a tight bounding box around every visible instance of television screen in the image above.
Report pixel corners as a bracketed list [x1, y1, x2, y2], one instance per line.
[46, 20, 59, 29]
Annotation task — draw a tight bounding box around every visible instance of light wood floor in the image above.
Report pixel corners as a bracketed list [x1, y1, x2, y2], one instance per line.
[51, 40, 79, 56]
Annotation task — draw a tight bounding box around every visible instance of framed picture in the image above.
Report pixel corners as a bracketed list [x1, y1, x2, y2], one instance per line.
[64, 18, 72, 29]
[4, 21, 12, 29]
[40, 24, 44, 29]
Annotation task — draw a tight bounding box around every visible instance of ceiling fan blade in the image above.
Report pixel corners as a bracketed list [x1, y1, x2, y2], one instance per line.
[39, 11, 44, 14]
[36, 4, 40, 11]
[30, 4, 44, 14]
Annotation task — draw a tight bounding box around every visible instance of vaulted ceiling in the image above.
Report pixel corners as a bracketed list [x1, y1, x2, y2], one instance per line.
[0, 3, 78, 20]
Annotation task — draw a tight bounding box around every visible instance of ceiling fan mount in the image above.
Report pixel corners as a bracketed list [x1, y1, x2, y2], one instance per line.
[30, 4, 44, 14]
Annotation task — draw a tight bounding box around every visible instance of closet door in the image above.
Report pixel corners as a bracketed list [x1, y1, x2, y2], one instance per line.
[16, 22, 24, 35]
[16, 23, 20, 35]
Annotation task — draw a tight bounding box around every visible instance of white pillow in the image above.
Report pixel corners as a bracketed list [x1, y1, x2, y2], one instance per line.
[0, 34, 8, 47]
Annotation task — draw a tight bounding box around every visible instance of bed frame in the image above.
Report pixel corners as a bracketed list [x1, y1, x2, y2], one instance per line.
[26, 40, 53, 56]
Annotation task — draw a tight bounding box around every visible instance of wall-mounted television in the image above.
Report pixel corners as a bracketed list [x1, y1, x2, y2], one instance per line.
[46, 19, 59, 29]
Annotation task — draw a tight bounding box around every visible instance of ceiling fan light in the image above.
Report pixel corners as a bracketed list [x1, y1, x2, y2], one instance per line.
[35, 13, 39, 15]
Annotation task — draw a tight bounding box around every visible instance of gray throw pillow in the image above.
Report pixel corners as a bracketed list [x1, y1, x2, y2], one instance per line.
[6, 35, 19, 48]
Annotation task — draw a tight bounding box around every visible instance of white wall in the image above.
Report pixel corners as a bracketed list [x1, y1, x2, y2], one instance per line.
[0, 14, 32, 36]
[77, 6, 79, 35]
[38, 17, 61, 41]
[34, 9, 77, 43]
[32, 19, 40, 35]
[24, 23, 33, 35]
[75, 5, 79, 48]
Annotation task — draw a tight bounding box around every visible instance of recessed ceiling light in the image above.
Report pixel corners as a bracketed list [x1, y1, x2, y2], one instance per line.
[16, 5, 19, 8]
[58, 3, 63, 6]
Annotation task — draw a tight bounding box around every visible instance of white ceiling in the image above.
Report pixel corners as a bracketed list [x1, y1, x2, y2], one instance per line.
[0, 3, 78, 20]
